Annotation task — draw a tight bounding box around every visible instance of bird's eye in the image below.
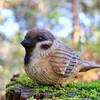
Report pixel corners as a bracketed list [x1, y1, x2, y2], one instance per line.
[37, 36, 44, 41]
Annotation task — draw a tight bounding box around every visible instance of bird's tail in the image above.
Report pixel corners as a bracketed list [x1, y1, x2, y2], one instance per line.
[80, 60, 100, 72]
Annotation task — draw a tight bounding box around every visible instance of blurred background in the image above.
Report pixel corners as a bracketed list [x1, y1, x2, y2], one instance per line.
[0, 0, 100, 99]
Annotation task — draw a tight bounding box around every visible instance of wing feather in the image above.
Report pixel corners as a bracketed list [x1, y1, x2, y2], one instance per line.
[50, 41, 81, 76]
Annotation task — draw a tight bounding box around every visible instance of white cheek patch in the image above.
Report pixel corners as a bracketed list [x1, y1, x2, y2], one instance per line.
[32, 41, 51, 58]
[41, 52, 48, 56]
[32, 40, 58, 58]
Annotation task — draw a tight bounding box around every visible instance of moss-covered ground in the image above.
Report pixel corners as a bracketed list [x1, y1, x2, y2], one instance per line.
[6, 73, 100, 100]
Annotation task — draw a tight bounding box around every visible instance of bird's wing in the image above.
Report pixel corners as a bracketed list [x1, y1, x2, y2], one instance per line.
[50, 41, 81, 77]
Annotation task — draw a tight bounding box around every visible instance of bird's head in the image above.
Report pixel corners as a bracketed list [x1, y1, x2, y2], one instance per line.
[21, 27, 55, 65]
[21, 27, 55, 50]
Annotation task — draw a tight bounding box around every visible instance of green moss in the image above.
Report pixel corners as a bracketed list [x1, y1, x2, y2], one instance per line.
[16, 74, 38, 87]
[27, 96, 36, 100]
[6, 73, 100, 100]
[6, 85, 15, 93]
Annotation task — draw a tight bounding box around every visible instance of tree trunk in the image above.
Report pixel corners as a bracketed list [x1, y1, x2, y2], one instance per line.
[72, 0, 81, 44]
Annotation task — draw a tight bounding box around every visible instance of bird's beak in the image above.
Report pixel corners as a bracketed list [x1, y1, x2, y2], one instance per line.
[21, 39, 32, 48]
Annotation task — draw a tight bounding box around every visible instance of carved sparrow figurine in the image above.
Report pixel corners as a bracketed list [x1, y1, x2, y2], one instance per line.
[21, 28, 100, 87]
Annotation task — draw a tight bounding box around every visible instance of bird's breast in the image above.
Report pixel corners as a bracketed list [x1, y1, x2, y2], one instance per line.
[24, 56, 60, 85]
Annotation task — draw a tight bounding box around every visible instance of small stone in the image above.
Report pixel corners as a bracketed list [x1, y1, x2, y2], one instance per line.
[20, 92, 34, 100]
[13, 74, 20, 78]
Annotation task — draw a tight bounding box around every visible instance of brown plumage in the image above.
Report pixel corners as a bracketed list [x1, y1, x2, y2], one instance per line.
[21, 28, 100, 87]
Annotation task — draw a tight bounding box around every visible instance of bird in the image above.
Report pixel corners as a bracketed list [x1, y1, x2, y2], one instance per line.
[21, 27, 100, 87]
